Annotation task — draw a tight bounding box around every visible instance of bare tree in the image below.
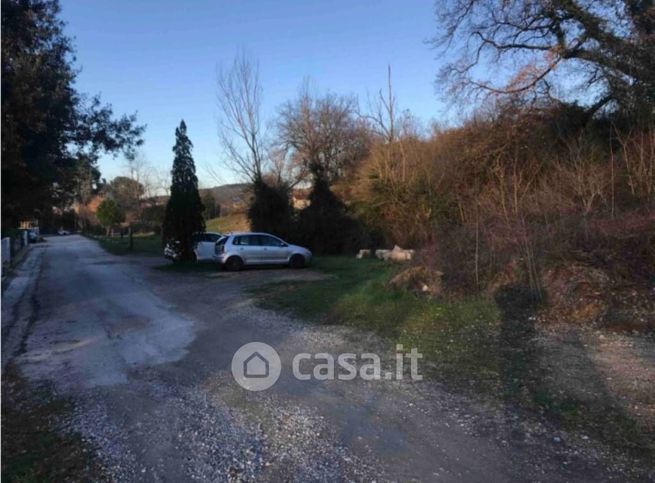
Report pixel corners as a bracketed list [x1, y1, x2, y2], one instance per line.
[277, 81, 369, 183]
[216, 53, 267, 182]
[124, 151, 171, 199]
[203, 161, 225, 188]
[359, 67, 426, 187]
[267, 144, 308, 188]
[124, 151, 157, 199]
[154, 167, 171, 197]
[431, 0, 655, 112]
[365, 65, 398, 143]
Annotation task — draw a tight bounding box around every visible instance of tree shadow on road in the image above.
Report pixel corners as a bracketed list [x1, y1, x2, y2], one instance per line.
[494, 284, 654, 473]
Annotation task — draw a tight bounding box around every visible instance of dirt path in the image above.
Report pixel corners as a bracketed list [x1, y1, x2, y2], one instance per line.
[2, 235, 649, 481]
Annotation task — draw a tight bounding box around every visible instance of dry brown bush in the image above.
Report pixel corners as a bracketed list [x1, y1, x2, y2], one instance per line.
[617, 125, 655, 206]
[348, 100, 654, 298]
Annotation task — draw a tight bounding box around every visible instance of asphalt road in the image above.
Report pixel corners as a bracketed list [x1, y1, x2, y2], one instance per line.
[1, 235, 641, 481]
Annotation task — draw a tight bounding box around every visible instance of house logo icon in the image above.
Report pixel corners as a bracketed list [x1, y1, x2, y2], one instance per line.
[244, 352, 269, 378]
[231, 342, 281, 391]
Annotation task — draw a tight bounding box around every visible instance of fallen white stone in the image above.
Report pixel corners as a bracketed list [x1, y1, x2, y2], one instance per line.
[389, 245, 415, 262]
[375, 249, 391, 260]
[372, 246, 415, 262]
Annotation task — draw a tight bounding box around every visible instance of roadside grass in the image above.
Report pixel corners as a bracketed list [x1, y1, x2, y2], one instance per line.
[251, 256, 502, 393]
[90, 233, 162, 256]
[88, 213, 250, 258]
[2, 367, 104, 482]
[206, 213, 249, 233]
[254, 257, 395, 319]
[89, 234, 225, 273]
[251, 256, 654, 456]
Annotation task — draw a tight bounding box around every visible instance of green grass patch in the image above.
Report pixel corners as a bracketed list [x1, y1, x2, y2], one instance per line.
[92, 234, 162, 256]
[90, 233, 225, 272]
[254, 257, 395, 319]
[252, 256, 502, 392]
[206, 213, 249, 233]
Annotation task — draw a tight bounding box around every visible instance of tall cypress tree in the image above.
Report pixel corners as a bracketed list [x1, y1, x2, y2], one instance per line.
[162, 120, 205, 261]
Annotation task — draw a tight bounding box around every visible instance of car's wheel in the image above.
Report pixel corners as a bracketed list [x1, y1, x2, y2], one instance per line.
[225, 256, 244, 271]
[289, 254, 305, 269]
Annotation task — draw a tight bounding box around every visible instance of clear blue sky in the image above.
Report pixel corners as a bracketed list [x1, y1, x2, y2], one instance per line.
[61, 0, 445, 186]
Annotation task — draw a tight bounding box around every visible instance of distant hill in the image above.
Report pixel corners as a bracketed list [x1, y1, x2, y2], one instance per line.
[200, 183, 249, 214]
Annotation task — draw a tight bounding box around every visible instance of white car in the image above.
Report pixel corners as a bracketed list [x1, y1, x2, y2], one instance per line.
[192, 232, 223, 261]
[214, 232, 312, 270]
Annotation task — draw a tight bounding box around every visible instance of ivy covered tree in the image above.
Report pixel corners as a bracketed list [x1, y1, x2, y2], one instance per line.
[297, 176, 365, 254]
[1, 0, 144, 230]
[162, 121, 205, 261]
[277, 85, 369, 252]
[248, 178, 294, 239]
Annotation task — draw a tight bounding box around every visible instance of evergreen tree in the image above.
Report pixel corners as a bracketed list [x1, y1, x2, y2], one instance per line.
[162, 121, 205, 261]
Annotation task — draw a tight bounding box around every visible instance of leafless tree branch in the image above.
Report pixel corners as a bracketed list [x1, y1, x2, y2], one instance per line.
[216, 52, 267, 183]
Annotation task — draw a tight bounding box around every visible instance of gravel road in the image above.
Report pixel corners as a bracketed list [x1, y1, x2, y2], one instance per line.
[2, 235, 647, 481]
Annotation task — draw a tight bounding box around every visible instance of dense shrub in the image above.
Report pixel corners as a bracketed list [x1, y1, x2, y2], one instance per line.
[348, 99, 654, 296]
[247, 178, 294, 240]
[140, 204, 165, 231]
[297, 176, 367, 254]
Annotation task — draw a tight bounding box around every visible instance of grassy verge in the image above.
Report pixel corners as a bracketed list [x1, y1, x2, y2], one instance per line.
[2, 367, 105, 482]
[251, 256, 653, 457]
[252, 257, 501, 393]
[89, 234, 223, 273]
[88, 234, 162, 256]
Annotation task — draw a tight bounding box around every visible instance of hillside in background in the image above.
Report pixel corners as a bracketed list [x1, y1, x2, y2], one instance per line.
[205, 213, 249, 233]
[200, 183, 249, 215]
